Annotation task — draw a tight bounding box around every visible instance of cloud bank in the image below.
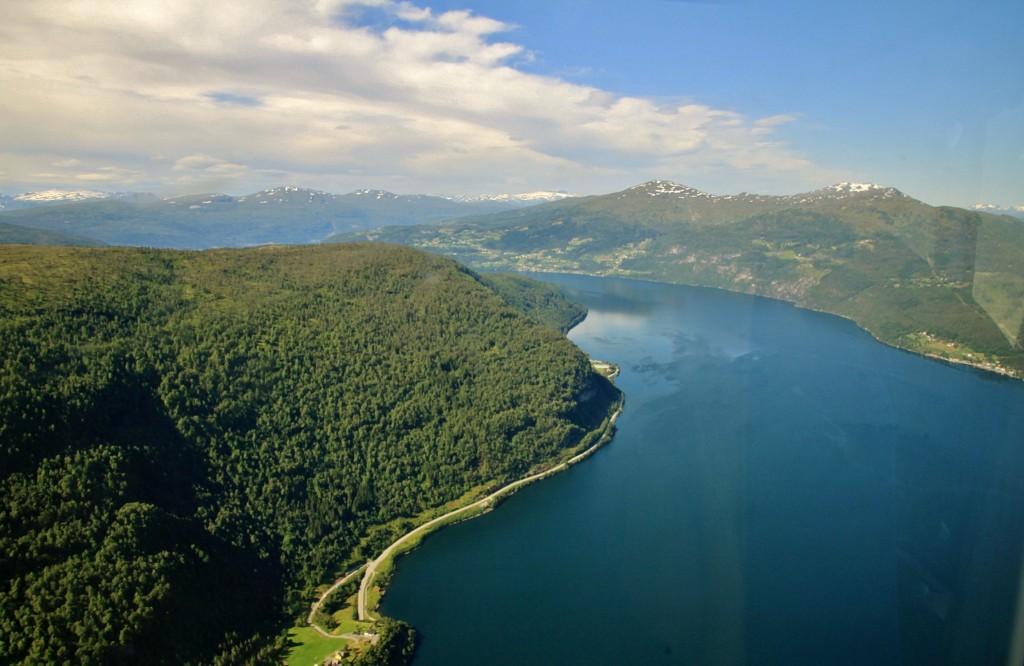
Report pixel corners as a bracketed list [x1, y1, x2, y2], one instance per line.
[0, 0, 830, 195]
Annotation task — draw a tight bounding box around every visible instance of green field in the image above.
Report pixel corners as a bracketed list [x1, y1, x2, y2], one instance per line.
[286, 627, 346, 666]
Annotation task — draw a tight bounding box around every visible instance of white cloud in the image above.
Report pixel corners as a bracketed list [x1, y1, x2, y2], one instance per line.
[0, 0, 834, 195]
[75, 166, 147, 183]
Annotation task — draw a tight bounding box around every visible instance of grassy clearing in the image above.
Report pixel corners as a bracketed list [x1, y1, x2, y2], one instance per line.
[329, 590, 373, 634]
[287, 610, 374, 666]
[285, 627, 345, 666]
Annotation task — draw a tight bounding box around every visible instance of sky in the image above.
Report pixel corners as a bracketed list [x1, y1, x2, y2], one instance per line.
[1, 0, 1021, 207]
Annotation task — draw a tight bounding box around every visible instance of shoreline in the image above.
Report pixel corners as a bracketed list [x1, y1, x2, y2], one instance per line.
[523, 269, 1022, 381]
[302, 366, 623, 650]
[355, 387, 623, 621]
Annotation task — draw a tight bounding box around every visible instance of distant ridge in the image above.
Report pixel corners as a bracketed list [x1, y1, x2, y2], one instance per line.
[0, 221, 107, 246]
[619, 179, 907, 204]
[0, 189, 156, 210]
[447, 191, 574, 204]
[972, 203, 1024, 220]
[0, 186, 548, 248]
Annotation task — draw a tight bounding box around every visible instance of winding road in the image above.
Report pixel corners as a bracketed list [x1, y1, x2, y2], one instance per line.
[306, 564, 367, 638]
[356, 398, 622, 620]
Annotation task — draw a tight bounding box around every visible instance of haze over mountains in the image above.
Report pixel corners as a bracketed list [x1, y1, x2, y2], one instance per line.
[0, 186, 573, 248]
[3, 178, 1022, 377]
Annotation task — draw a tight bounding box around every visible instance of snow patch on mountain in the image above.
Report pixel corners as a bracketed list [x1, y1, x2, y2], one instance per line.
[623, 180, 715, 200]
[820, 182, 904, 198]
[0, 189, 157, 210]
[352, 189, 401, 200]
[972, 203, 1024, 218]
[447, 191, 574, 204]
[15, 189, 114, 202]
[783, 183, 906, 204]
[236, 187, 341, 204]
[611, 180, 909, 206]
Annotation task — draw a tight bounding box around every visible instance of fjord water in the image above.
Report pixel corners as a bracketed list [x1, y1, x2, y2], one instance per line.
[381, 275, 1024, 665]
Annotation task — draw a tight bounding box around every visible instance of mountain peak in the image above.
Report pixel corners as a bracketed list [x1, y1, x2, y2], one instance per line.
[259, 186, 327, 195]
[14, 189, 112, 203]
[972, 203, 1024, 218]
[4, 189, 156, 209]
[164, 193, 233, 206]
[625, 180, 714, 199]
[776, 182, 906, 205]
[447, 191, 574, 204]
[234, 187, 342, 205]
[821, 182, 905, 198]
[351, 189, 401, 201]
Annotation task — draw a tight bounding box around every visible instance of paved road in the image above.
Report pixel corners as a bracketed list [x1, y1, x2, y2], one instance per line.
[356, 401, 622, 620]
[307, 564, 367, 637]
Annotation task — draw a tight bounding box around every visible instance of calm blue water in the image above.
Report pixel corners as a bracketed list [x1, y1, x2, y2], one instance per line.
[382, 275, 1024, 665]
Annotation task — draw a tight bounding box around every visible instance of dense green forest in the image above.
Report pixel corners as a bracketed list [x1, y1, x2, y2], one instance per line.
[0, 243, 619, 664]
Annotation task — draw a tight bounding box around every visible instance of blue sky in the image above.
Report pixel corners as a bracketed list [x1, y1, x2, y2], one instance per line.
[1, 0, 1021, 206]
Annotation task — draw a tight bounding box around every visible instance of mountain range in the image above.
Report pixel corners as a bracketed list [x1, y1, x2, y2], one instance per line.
[338, 180, 1024, 378]
[0, 187, 573, 248]
[3, 179, 1022, 377]
[0, 189, 157, 211]
[971, 203, 1024, 220]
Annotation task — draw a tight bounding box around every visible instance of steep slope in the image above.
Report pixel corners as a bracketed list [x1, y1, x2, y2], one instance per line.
[340, 181, 1024, 377]
[0, 243, 619, 664]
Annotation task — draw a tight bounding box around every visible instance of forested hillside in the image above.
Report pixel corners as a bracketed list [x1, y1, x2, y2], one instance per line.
[0, 243, 618, 664]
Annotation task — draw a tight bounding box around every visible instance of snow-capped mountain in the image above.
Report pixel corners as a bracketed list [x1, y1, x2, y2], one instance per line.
[237, 186, 342, 205]
[16, 189, 114, 203]
[972, 203, 1024, 219]
[0, 189, 157, 210]
[617, 180, 907, 206]
[0, 185, 547, 248]
[351, 189, 402, 201]
[780, 182, 906, 204]
[621, 180, 715, 199]
[446, 191, 574, 205]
